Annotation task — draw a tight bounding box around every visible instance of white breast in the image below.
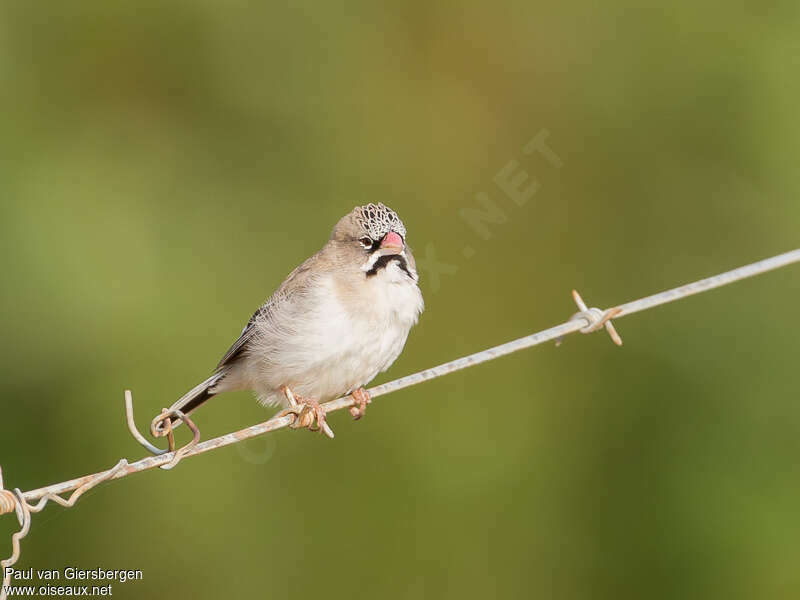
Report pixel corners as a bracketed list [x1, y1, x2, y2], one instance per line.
[242, 261, 423, 406]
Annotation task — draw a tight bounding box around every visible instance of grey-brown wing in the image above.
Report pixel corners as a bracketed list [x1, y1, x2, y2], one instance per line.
[214, 251, 323, 370]
[215, 304, 267, 369]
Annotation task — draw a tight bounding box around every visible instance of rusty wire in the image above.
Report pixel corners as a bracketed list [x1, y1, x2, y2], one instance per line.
[1, 461, 128, 600]
[1, 247, 799, 595]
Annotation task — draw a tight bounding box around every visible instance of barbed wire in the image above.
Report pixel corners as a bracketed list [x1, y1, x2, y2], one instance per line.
[1, 247, 799, 597]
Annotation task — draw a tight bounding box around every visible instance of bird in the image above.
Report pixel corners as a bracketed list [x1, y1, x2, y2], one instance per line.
[165, 203, 424, 438]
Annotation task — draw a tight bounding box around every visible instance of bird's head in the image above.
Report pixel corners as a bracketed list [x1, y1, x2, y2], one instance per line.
[332, 203, 406, 253]
[331, 203, 416, 280]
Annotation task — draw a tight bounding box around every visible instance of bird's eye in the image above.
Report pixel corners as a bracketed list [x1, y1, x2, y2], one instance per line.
[359, 237, 373, 248]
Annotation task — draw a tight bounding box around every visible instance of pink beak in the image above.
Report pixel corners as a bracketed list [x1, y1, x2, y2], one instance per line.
[380, 231, 404, 251]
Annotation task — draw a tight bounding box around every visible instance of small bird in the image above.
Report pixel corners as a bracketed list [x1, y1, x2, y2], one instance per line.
[167, 203, 424, 438]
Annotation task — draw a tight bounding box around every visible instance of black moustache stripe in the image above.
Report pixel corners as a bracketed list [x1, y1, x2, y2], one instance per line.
[366, 254, 412, 279]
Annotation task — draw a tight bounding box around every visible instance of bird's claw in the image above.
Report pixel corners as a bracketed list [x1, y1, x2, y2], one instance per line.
[278, 386, 334, 438]
[349, 387, 371, 420]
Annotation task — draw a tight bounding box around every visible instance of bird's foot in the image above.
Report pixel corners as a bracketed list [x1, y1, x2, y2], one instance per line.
[349, 387, 372, 420]
[277, 386, 334, 439]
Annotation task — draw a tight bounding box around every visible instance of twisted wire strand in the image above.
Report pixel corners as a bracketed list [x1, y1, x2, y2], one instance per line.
[0, 247, 797, 592]
[0, 489, 30, 600]
[0, 461, 129, 600]
[15, 248, 800, 502]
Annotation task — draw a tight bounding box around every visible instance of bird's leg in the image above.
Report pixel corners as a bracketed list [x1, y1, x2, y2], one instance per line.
[277, 385, 334, 439]
[349, 387, 372, 420]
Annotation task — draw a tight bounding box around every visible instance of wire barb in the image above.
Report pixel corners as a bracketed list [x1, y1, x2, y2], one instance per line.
[0, 490, 15, 516]
[0, 487, 30, 600]
[570, 289, 624, 345]
[0, 468, 15, 516]
[125, 391, 201, 470]
[0, 460, 128, 600]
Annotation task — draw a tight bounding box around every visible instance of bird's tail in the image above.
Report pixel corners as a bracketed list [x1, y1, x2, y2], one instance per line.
[168, 372, 224, 424]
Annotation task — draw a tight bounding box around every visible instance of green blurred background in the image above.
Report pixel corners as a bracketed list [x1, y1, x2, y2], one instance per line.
[1, 1, 799, 598]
